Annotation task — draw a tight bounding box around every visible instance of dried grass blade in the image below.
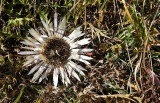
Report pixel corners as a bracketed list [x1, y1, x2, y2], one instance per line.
[121, 0, 137, 34]
[134, 54, 142, 90]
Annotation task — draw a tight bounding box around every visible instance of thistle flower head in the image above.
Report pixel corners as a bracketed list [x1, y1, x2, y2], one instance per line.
[19, 12, 93, 88]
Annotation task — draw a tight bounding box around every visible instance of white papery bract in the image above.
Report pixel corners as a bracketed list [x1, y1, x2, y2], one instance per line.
[19, 13, 93, 88]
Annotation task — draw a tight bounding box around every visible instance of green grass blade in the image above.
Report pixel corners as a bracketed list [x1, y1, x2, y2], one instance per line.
[14, 86, 25, 103]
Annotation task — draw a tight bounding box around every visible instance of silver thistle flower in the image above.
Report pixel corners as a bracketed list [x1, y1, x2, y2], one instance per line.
[19, 12, 93, 88]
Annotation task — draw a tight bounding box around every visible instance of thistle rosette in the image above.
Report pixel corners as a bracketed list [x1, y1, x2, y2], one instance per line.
[19, 13, 93, 88]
